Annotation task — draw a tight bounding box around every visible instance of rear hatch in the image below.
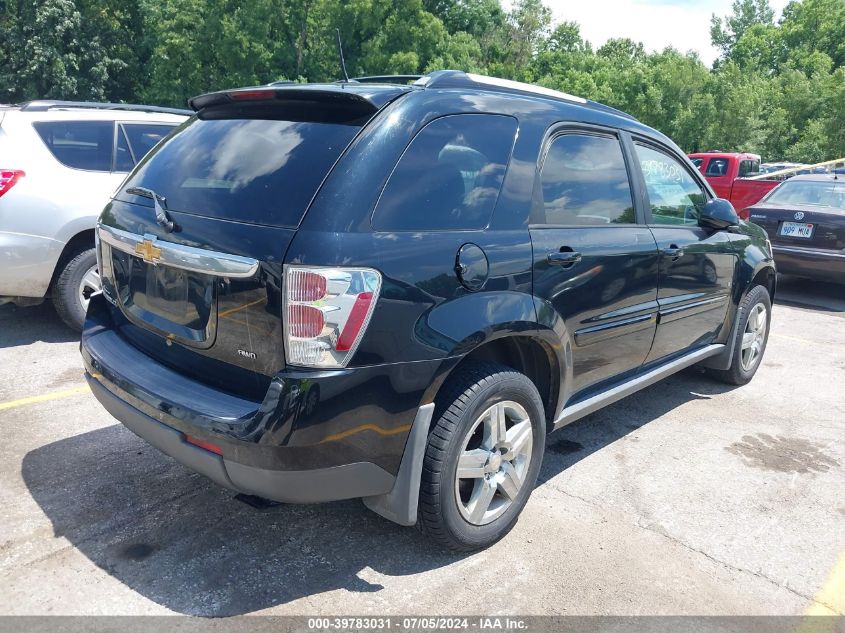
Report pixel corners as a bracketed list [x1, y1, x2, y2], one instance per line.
[97, 85, 408, 398]
[748, 179, 845, 252]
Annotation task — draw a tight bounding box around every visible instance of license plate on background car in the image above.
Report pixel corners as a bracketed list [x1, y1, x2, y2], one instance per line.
[780, 222, 814, 238]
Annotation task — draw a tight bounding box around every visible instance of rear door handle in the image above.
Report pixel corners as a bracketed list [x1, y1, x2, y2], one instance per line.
[547, 251, 582, 267]
[662, 245, 684, 260]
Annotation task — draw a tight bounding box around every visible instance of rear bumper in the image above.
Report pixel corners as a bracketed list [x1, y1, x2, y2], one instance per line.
[86, 373, 395, 502]
[81, 294, 446, 504]
[772, 245, 845, 283]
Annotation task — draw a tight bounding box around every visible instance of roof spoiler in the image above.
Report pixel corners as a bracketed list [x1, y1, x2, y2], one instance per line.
[189, 86, 384, 116]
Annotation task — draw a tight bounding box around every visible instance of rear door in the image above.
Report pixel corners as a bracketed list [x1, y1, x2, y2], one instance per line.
[629, 140, 737, 363]
[529, 126, 659, 396]
[97, 93, 376, 398]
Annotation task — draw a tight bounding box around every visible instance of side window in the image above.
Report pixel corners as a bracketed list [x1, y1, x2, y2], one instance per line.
[705, 158, 729, 177]
[121, 124, 174, 163]
[738, 159, 759, 177]
[690, 157, 703, 169]
[32, 121, 114, 172]
[114, 127, 134, 172]
[634, 143, 707, 226]
[534, 132, 635, 226]
[372, 114, 517, 231]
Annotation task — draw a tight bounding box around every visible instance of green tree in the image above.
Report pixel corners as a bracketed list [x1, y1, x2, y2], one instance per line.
[0, 0, 129, 101]
[711, 0, 775, 61]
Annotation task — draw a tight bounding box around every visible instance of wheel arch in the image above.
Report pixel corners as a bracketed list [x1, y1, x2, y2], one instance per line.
[48, 229, 95, 293]
[750, 263, 776, 302]
[423, 331, 564, 432]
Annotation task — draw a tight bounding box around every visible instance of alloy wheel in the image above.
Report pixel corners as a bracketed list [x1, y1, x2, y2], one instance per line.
[77, 265, 101, 313]
[454, 400, 533, 526]
[740, 302, 767, 371]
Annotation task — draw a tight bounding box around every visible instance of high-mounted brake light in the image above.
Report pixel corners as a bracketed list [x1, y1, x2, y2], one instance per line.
[284, 266, 382, 368]
[229, 89, 276, 101]
[0, 170, 25, 198]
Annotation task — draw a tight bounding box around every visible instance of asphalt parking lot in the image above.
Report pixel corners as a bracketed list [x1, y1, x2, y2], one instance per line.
[0, 276, 843, 617]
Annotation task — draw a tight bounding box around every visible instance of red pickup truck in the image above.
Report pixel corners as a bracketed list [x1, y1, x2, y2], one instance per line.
[688, 152, 780, 218]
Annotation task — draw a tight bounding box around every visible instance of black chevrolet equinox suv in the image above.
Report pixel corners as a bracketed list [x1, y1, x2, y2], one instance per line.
[82, 71, 776, 550]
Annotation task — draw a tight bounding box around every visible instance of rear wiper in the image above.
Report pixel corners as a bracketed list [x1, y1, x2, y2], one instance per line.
[126, 186, 177, 233]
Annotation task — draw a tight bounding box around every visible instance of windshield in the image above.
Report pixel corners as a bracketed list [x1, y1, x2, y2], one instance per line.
[763, 179, 845, 209]
[118, 115, 362, 228]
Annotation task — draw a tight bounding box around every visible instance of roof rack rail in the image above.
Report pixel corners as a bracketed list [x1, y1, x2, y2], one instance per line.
[348, 75, 423, 84]
[416, 70, 637, 121]
[19, 100, 192, 116]
[417, 70, 587, 103]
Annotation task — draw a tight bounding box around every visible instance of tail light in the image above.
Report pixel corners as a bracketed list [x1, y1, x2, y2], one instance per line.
[737, 207, 750, 220]
[0, 170, 25, 198]
[284, 265, 382, 368]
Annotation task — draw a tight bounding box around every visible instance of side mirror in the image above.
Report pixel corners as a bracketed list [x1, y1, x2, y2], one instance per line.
[699, 198, 739, 230]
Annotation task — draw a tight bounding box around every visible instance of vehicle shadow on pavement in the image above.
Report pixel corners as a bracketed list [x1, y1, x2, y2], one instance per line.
[0, 303, 78, 347]
[21, 423, 467, 616]
[540, 368, 739, 481]
[774, 275, 844, 314]
[20, 368, 737, 616]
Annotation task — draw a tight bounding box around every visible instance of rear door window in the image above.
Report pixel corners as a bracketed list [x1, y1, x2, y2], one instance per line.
[372, 114, 517, 231]
[114, 127, 134, 172]
[119, 116, 362, 228]
[119, 123, 175, 168]
[33, 121, 114, 172]
[534, 132, 636, 226]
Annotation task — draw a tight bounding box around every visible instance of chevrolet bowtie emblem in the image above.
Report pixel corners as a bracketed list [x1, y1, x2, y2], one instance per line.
[135, 239, 162, 264]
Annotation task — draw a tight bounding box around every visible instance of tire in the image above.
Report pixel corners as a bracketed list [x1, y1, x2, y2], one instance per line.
[709, 284, 771, 385]
[53, 248, 100, 332]
[418, 361, 546, 551]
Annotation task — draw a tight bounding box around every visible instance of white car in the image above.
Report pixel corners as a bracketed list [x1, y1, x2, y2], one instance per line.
[0, 101, 188, 329]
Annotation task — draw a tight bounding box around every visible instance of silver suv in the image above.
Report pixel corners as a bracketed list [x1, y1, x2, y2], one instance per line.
[0, 101, 188, 329]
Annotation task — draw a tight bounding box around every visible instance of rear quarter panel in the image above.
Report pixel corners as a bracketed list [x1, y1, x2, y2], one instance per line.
[0, 115, 125, 294]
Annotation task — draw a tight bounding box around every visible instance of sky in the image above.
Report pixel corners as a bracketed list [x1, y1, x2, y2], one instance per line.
[535, 0, 791, 66]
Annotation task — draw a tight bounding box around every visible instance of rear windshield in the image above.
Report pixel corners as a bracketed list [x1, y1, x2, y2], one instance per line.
[119, 115, 362, 228]
[764, 180, 845, 209]
[705, 158, 729, 177]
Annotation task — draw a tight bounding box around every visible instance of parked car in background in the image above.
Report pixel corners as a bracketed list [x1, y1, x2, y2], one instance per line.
[760, 162, 805, 179]
[0, 101, 188, 329]
[746, 174, 845, 284]
[689, 151, 780, 218]
[82, 71, 775, 551]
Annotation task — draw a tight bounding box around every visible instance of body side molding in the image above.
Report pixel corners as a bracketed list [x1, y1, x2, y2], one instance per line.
[553, 343, 724, 430]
